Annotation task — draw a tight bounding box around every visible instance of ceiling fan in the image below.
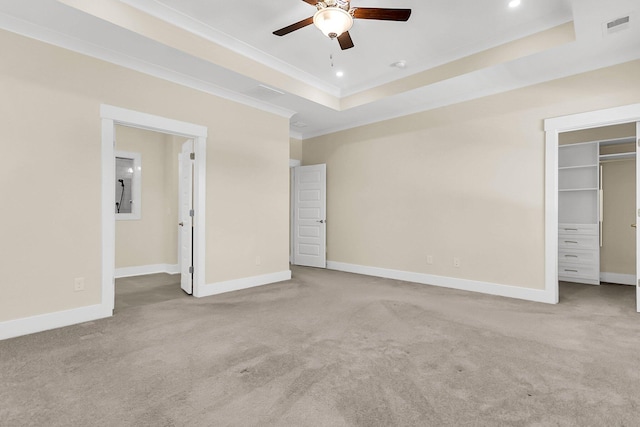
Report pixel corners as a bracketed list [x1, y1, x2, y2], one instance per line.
[273, 0, 411, 50]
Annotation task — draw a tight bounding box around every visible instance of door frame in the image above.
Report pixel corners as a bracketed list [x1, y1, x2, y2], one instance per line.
[544, 102, 640, 306]
[179, 139, 195, 294]
[289, 159, 301, 264]
[101, 104, 207, 313]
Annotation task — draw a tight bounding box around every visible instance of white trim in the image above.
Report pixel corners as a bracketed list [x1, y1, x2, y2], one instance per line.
[600, 272, 635, 286]
[289, 162, 299, 265]
[193, 135, 207, 297]
[102, 104, 207, 310]
[118, 0, 341, 97]
[0, 304, 112, 341]
[101, 105, 207, 137]
[101, 117, 116, 313]
[545, 104, 640, 132]
[544, 103, 640, 308]
[0, 12, 296, 119]
[545, 129, 560, 304]
[290, 165, 298, 267]
[115, 264, 180, 278]
[327, 261, 556, 304]
[196, 271, 292, 298]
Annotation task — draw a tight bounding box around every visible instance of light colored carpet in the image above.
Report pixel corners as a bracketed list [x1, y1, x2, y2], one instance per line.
[1, 267, 639, 426]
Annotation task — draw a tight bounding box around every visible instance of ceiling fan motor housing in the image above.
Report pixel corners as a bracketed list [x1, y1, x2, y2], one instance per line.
[316, 0, 351, 12]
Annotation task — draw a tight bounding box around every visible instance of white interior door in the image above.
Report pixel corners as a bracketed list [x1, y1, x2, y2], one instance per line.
[636, 122, 640, 312]
[293, 164, 326, 268]
[179, 140, 194, 294]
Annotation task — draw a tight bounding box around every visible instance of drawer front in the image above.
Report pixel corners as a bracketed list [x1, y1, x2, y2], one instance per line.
[558, 249, 598, 265]
[558, 235, 598, 250]
[558, 224, 598, 236]
[558, 263, 599, 280]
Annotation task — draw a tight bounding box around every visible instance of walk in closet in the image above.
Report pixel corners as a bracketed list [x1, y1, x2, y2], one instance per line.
[558, 125, 636, 286]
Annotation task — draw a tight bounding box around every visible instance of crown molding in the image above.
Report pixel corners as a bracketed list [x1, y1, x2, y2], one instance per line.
[119, 0, 341, 98]
[0, 12, 297, 119]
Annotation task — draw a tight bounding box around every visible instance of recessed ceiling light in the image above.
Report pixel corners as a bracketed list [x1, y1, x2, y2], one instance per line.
[336, 71, 344, 77]
[509, 0, 521, 8]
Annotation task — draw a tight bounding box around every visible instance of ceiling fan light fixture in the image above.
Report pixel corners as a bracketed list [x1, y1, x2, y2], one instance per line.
[313, 7, 353, 39]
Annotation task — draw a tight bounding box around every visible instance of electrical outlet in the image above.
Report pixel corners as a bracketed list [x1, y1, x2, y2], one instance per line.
[256, 256, 261, 266]
[74, 277, 85, 292]
[426, 255, 433, 265]
[453, 257, 461, 268]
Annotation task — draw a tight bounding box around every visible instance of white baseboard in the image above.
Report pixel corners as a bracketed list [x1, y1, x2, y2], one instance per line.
[115, 263, 180, 278]
[0, 304, 112, 341]
[600, 272, 635, 286]
[196, 270, 292, 298]
[327, 261, 556, 304]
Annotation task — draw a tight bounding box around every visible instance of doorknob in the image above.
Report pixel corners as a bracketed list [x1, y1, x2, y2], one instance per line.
[179, 222, 184, 227]
[316, 219, 326, 223]
[632, 224, 637, 228]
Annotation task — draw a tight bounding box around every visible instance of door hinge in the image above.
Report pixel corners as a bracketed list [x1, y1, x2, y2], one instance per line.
[190, 152, 195, 160]
[189, 266, 194, 274]
[189, 209, 194, 217]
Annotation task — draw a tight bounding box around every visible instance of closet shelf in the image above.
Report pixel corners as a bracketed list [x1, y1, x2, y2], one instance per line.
[599, 152, 636, 161]
[559, 164, 598, 170]
[559, 188, 598, 192]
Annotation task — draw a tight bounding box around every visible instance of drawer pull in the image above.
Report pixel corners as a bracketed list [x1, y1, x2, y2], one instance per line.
[564, 269, 579, 272]
[564, 228, 578, 231]
[564, 240, 578, 244]
[564, 254, 578, 258]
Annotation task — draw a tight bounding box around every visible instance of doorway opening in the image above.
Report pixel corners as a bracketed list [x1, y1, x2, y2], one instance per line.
[101, 105, 207, 315]
[556, 124, 636, 306]
[544, 103, 640, 312]
[112, 125, 193, 310]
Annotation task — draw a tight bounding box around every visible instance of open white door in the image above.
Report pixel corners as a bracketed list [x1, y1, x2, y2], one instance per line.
[179, 140, 194, 294]
[636, 121, 640, 312]
[292, 164, 326, 268]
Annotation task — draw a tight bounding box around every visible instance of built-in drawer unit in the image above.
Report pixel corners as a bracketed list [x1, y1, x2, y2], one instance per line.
[558, 249, 598, 265]
[558, 222, 599, 285]
[558, 234, 598, 251]
[558, 263, 599, 283]
[558, 223, 599, 236]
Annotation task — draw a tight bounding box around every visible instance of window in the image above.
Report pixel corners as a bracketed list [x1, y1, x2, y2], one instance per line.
[115, 151, 141, 220]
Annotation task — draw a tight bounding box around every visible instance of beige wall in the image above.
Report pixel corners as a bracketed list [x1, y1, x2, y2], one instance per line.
[115, 126, 182, 268]
[290, 137, 302, 161]
[303, 59, 640, 290]
[0, 30, 290, 322]
[601, 159, 636, 276]
[559, 123, 636, 145]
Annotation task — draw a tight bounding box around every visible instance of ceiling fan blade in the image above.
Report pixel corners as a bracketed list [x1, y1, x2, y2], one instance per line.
[273, 17, 314, 36]
[337, 31, 354, 50]
[301, 0, 319, 4]
[352, 8, 412, 21]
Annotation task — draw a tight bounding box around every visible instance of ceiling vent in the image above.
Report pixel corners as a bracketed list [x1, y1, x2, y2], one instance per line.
[244, 84, 285, 101]
[603, 15, 630, 36]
